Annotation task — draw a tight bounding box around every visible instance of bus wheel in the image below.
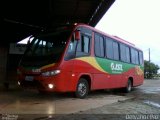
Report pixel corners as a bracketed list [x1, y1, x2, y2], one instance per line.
[75, 78, 89, 99]
[125, 79, 132, 93]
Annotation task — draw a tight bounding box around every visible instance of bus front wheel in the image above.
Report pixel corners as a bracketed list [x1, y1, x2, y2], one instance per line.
[75, 78, 89, 99]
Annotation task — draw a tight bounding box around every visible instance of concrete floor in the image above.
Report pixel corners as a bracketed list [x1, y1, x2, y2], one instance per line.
[0, 89, 131, 114]
[1, 79, 160, 120]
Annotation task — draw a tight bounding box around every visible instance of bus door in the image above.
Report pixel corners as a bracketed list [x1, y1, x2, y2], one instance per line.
[73, 28, 93, 74]
[64, 28, 92, 90]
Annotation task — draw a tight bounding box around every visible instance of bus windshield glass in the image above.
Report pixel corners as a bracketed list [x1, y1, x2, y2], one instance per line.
[20, 30, 71, 67]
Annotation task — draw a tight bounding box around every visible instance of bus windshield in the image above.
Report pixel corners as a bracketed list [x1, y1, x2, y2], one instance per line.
[20, 30, 71, 67]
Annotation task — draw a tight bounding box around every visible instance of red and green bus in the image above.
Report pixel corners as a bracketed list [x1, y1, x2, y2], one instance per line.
[17, 23, 144, 98]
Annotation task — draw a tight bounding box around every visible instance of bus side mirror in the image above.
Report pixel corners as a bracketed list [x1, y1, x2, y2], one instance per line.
[75, 30, 80, 41]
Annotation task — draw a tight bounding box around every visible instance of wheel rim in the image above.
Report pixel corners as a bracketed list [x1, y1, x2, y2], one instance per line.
[78, 83, 87, 96]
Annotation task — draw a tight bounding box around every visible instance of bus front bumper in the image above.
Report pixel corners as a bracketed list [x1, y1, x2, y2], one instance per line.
[17, 75, 67, 92]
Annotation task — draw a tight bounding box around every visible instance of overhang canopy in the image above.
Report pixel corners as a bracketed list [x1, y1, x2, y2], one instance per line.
[2, 0, 115, 45]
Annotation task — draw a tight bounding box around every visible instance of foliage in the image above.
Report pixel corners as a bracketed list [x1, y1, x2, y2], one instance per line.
[144, 60, 160, 78]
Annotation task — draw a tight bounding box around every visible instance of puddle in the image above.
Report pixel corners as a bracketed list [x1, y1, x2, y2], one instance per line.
[144, 100, 160, 108]
[141, 87, 160, 94]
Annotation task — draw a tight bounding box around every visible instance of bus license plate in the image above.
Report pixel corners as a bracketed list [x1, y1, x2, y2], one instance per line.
[25, 76, 34, 81]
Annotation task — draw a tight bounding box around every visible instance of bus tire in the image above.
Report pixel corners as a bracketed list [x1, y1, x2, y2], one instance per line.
[125, 79, 132, 93]
[75, 78, 89, 99]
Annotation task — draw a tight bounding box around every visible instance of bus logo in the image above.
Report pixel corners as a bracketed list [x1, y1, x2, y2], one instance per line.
[111, 63, 123, 72]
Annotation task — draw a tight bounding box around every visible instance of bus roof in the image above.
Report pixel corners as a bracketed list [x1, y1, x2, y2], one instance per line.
[112, 36, 135, 46]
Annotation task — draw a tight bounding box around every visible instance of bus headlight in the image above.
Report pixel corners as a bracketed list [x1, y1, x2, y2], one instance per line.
[18, 81, 21, 85]
[42, 70, 61, 76]
[48, 84, 54, 89]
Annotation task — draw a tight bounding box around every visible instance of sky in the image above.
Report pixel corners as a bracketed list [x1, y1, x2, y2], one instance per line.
[96, 0, 160, 67]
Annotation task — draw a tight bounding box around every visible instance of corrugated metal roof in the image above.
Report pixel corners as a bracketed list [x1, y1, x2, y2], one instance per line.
[1, 0, 115, 45]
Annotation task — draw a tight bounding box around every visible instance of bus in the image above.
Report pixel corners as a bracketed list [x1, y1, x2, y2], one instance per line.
[17, 23, 144, 98]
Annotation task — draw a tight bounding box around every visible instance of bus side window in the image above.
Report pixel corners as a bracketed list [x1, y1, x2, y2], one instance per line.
[94, 33, 105, 58]
[139, 51, 143, 65]
[131, 48, 139, 64]
[126, 46, 131, 63]
[106, 38, 113, 59]
[76, 34, 90, 57]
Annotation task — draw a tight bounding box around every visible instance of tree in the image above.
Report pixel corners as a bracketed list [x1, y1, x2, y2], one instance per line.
[144, 60, 160, 78]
